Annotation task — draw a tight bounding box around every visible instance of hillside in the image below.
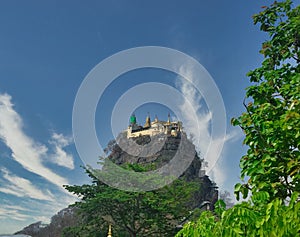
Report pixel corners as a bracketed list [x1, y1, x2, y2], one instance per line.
[16, 133, 218, 236]
[110, 132, 218, 208]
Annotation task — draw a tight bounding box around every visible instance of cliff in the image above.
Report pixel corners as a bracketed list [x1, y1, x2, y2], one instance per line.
[110, 132, 218, 209]
[16, 133, 218, 236]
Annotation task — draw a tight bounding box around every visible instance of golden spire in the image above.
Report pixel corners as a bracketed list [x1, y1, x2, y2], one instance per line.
[167, 113, 171, 124]
[144, 113, 151, 128]
[107, 224, 112, 237]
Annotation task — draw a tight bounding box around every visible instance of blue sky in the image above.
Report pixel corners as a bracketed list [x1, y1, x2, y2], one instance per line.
[0, 0, 278, 234]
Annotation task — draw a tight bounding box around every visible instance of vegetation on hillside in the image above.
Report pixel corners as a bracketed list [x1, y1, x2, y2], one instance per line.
[64, 135, 217, 237]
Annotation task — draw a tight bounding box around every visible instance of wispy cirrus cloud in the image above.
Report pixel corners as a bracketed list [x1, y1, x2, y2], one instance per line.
[0, 92, 80, 231]
[49, 133, 74, 169]
[0, 191, 78, 234]
[0, 206, 30, 221]
[175, 70, 212, 155]
[0, 93, 73, 189]
[175, 63, 241, 186]
[0, 168, 55, 201]
[0, 203, 44, 222]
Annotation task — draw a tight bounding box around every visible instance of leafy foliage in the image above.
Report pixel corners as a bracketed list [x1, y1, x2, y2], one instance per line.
[219, 190, 234, 209]
[176, 191, 300, 237]
[64, 165, 199, 237]
[232, 0, 300, 200]
[176, 1, 300, 236]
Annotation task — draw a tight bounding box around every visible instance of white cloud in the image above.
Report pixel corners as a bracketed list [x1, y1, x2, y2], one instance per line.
[0, 206, 30, 221]
[0, 204, 39, 222]
[0, 168, 55, 201]
[49, 133, 74, 169]
[0, 93, 71, 189]
[0, 192, 78, 229]
[0, 92, 79, 229]
[51, 133, 71, 147]
[207, 137, 235, 187]
[175, 64, 242, 187]
[175, 74, 212, 155]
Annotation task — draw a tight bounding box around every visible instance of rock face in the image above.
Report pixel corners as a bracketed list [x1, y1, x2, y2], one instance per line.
[14, 222, 43, 237]
[111, 133, 218, 209]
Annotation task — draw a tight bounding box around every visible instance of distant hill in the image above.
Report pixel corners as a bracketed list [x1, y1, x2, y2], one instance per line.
[14, 207, 77, 237]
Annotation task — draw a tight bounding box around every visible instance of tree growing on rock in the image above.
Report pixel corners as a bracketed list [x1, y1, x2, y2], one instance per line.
[64, 134, 218, 236]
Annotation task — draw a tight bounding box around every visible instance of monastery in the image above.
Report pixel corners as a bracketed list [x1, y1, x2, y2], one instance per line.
[127, 113, 183, 138]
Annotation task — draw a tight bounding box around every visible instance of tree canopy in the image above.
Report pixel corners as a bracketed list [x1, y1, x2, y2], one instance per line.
[64, 164, 200, 237]
[176, 191, 300, 237]
[177, 1, 300, 236]
[232, 0, 300, 201]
